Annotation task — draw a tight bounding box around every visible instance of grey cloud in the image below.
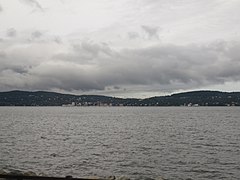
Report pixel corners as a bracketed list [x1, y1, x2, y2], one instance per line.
[53, 36, 62, 44]
[141, 25, 160, 39]
[2, 65, 26, 75]
[113, 86, 121, 90]
[31, 31, 43, 39]
[51, 41, 240, 91]
[4, 67, 28, 74]
[0, 51, 6, 58]
[31, 63, 105, 91]
[0, 51, 30, 74]
[0, 4, 2, 12]
[78, 41, 113, 57]
[20, 0, 44, 11]
[6, 28, 17, 37]
[1, 40, 240, 93]
[54, 41, 113, 64]
[128, 32, 140, 40]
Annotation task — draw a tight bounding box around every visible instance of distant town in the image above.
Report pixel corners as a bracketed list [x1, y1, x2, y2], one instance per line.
[0, 90, 240, 106]
[61, 101, 124, 107]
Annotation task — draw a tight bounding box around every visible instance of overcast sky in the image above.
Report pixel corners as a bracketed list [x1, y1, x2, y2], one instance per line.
[0, 0, 240, 98]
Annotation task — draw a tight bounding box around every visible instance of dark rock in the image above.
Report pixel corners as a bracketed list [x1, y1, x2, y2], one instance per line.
[106, 176, 115, 180]
[65, 176, 73, 179]
[0, 169, 7, 175]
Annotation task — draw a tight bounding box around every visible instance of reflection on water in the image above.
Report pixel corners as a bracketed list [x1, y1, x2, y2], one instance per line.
[0, 107, 240, 179]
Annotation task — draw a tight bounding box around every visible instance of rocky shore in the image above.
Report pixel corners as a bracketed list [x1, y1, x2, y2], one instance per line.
[0, 169, 165, 180]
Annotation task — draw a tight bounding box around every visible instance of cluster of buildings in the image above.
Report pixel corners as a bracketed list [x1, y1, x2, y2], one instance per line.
[62, 102, 124, 107]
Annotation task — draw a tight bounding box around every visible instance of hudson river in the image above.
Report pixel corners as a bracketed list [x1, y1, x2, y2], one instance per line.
[0, 107, 240, 179]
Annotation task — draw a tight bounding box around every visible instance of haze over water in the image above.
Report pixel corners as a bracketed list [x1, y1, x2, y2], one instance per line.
[0, 107, 240, 179]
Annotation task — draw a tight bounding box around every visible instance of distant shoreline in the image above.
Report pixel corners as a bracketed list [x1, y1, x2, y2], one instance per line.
[0, 90, 240, 106]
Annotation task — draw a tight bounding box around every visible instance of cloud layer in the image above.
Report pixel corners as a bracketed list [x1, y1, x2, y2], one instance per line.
[1, 0, 240, 97]
[20, 0, 44, 11]
[1, 37, 240, 96]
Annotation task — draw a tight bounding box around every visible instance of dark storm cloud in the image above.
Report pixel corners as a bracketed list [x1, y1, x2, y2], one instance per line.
[29, 64, 106, 91]
[1, 40, 240, 92]
[6, 28, 17, 37]
[141, 25, 159, 39]
[20, 0, 44, 11]
[52, 41, 240, 91]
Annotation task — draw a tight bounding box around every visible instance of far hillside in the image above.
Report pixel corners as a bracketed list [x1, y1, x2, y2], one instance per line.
[0, 90, 239, 106]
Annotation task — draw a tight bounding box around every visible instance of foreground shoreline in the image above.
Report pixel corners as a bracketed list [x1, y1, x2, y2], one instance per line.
[0, 170, 165, 180]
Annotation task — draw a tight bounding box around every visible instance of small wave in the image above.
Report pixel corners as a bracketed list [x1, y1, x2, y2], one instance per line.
[190, 169, 220, 174]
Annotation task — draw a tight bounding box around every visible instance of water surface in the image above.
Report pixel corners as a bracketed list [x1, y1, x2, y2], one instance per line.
[0, 107, 240, 179]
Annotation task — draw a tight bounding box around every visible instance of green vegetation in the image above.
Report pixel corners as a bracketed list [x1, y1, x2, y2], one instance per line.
[0, 90, 239, 106]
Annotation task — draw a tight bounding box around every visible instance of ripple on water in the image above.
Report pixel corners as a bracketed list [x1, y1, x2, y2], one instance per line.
[0, 107, 240, 179]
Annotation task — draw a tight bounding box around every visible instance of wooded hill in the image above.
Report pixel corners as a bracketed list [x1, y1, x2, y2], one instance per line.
[0, 90, 240, 106]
